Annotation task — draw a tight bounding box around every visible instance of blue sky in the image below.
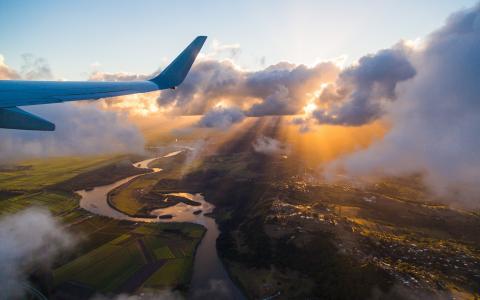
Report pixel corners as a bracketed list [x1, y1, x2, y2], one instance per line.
[0, 0, 477, 80]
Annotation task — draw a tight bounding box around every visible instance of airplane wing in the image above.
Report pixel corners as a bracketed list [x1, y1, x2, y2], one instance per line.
[0, 36, 207, 131]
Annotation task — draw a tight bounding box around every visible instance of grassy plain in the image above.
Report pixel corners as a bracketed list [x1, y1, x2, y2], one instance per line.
[0, 155, 125, 191]
[142, 257, 193, 289]
[53, 222, 204, 294]
[109, 175, 159, 216]
[0, 154, 205, 298]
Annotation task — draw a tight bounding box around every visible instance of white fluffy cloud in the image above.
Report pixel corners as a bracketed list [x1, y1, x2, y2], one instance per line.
[0, 55, 20, 80]
[0, 56, 145, 161]
[313, 45, 416, 125]
[0, 103, 145, 161]
[253, 135, 289, 155]
[156, 59, 339, 116]
[326, 4, 480, 206]
[0, 208, 75, 299]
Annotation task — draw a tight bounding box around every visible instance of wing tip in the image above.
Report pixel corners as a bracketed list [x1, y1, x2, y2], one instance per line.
[149, 36, 207, 88]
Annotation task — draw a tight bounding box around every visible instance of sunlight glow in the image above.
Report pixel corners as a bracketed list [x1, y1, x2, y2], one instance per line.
[303, 102, 317, 115]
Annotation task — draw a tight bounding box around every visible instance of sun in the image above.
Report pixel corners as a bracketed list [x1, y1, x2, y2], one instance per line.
[303, 102, 317, 115]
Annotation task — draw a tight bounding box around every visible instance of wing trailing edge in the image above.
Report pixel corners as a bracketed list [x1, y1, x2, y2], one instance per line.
[0, 107, 55, 131]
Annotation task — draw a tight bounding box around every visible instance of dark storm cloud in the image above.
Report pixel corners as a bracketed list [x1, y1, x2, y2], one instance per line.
[328, 3, 480, 206]
[314, 46, 416, 125]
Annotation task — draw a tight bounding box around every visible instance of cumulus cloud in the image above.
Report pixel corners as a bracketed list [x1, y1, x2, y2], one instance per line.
[87, 54, 338, 119]
[157, 60, 245, 115]
[197, 106, 245, 129]
[0, 208, 75, 299]
[326, 4, 480, 206]
[314, 46, 416, 125]
[253, 135, 289, 155]
[247, 85, 293, 116]
[156, 59, 339, 116]
[0, 103, 145, 161]
[0, 55, 20, 79]
[88, 70, 162, 116]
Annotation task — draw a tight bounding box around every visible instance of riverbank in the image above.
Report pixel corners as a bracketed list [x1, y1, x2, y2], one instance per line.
[77, 154, 245, 299]
[0, 154, 206, 298]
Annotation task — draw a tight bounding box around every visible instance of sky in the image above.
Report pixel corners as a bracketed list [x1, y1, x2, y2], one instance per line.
[0, 0, 477, 80]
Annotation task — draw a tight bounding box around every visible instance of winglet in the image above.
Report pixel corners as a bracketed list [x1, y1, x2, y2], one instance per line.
[150, 36, 207, 89]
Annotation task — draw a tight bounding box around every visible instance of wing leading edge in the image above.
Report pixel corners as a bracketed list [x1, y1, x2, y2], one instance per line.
[0, 36, 207, 130]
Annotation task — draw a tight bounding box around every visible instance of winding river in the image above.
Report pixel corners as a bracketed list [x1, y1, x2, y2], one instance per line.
[77, 153, 244, 299]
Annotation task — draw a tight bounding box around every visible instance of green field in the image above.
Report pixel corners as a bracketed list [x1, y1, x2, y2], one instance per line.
[54, 241, 144, 291]
[142, 257, 193, 289]
[0, 154, 206, 298]
[53, 223, 204, 294]
[0, 155, 126, 191]
[0, 190, 78, 217]
[109, 175, 159, 216]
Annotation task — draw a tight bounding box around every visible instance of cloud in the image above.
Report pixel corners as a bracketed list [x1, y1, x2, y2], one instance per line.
[0, 58, 145, 161]
[88, 70, 162, 116]
[244, 61, 339, 116]
[326, 4, 480, 206]
[156, 59, 339, 116]
[89, 71, 150, 82]
[180, 139, 207, 175]
[247, 85, 293, 116]
[1, 53, 53, 81]
[156, 60, 245, 115]
[0, 55, 20, 79]
[0, 103, 145, 161]
[210, 39, 241, 59]
[91, 291, 184, 300]
[20, 53, 53, 80]
[313, 45, 416, 125]
[0, 208, 75, 299]
[197, 106, 245, 129]
[290, 117, 313, 133]
[87, 53, 338, 119]
[253, 135, 289, 155]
